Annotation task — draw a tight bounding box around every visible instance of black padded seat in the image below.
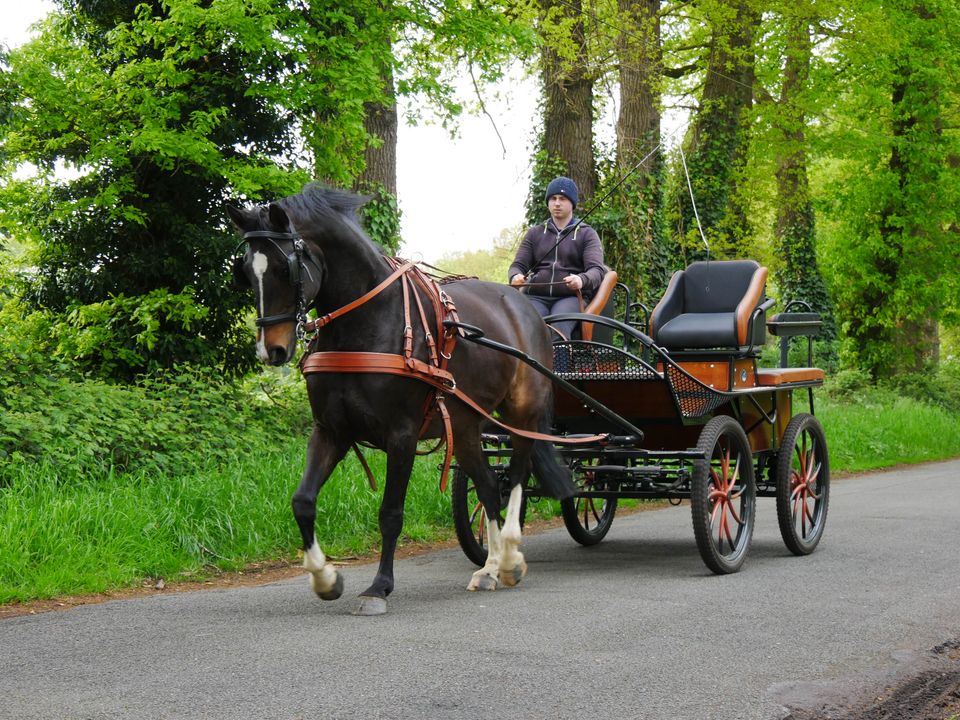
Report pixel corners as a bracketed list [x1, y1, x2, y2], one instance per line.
[650, 260, 769, 352]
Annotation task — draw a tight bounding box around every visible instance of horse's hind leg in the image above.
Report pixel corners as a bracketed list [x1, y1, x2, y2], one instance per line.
[295, 427, 348, 600]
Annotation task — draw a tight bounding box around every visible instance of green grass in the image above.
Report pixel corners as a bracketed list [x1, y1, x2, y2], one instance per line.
[0, 448, 451, 604]
[2, 377, 959, 605]
[817, 394, 960, 473]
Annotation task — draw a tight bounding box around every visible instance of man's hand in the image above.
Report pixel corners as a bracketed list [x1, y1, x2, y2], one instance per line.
[510, 274, 526, 287]
[564, 274, 583, 291]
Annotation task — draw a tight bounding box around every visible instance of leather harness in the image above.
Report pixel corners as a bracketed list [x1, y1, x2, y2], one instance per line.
[296, 255, 608, 492]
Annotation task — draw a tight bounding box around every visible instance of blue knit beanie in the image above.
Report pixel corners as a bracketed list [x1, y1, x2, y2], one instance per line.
[545, 176, 579, 208]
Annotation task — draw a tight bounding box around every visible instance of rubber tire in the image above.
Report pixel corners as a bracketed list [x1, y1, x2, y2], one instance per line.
[560, 457, 617, 546]
[451, 468, 526, 567]
[561, 495, 617, 546]
[775, 413, 830, 556]
[691, 415, 756, 575]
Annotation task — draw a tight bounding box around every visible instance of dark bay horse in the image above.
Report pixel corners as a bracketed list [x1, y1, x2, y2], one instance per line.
[228, 183, 574, 615]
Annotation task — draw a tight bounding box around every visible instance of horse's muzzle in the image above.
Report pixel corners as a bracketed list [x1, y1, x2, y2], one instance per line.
[267, 346, 290, 366]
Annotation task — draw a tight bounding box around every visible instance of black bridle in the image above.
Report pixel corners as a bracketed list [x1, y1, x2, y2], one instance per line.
[236, 229, 323, 341]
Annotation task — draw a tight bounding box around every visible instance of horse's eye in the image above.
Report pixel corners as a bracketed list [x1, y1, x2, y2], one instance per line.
[232, 256, 251, 288]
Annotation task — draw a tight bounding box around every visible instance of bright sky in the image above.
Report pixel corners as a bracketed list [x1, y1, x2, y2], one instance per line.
[3, 1, 541, 263]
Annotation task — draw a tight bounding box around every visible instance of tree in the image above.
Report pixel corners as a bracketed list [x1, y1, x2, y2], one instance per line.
[0, 1, 310, 378]
[527, 0, 598, 225]
[673, 0, 758, 261]
[820, 0, 960, 377]
[603, 0, 671, 300]
[764, 7, 837, 355]
[0, 0, 535, 377]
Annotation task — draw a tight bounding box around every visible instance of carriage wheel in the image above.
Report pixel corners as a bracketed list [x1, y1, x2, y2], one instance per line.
[560, 457, 617, 546]
[451, 468, 526, 567]
[691, 415, 756, 574]
[775, 413, 830, 556]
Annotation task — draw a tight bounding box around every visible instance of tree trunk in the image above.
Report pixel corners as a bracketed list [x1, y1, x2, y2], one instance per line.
[772, 17, 837, 357]
[678, 0, 757, 260]
[539, 0, 596, 204]
[609, 0, 669, 299]
[354, 65, 398, 196]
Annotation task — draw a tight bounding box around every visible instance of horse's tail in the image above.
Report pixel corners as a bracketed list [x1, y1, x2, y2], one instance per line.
[530, 411, 578, 501]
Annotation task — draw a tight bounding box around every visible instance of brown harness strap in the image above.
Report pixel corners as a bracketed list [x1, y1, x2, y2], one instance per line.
[304, 260, 417, 332]
[301, 257, 463, 491]
[301, 351, 609, 447]
[351, 442, 378, 491]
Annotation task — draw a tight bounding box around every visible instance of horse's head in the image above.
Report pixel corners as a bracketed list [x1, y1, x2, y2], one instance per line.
[227, 201, 324, 366]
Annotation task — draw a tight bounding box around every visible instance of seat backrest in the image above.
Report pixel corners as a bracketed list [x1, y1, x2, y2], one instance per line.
[650, 260, 768, 351]
[579, 269, 618, 343]
[681, 260, 762, 313]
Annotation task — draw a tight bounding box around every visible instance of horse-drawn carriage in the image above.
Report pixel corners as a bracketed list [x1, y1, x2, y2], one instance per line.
[230, 184, 829, 615]
[450, 258, 829, 576]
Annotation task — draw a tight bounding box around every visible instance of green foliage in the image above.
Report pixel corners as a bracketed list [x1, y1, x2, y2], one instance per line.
[524, 145, 571, 227]
[356, 183, 402, 254]
[0, 362, 311, 478]
[589, 155, 672, 305]
[434, 227, 520, 281]
[817, 372, 960, 472]
[0, 1, 312, 377]
[815, 0, 960, 378]
[3, 365, 960, 603]
[823, 363, 960, 415]
[0, 0, 542, 381]
[52, 288, 213, 380]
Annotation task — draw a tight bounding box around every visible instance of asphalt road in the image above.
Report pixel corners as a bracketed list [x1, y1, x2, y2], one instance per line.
[2, 459, 959, 720]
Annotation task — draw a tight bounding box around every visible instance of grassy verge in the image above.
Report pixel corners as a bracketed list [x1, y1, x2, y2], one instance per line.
[0, 449, 451, 604]
[817, 395, 960, 473]
[2, 372, 960, 605]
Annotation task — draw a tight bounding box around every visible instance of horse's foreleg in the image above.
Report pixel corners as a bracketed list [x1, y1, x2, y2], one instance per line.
[354, 446, 416, 616]
[494, 435, 533, 587]
[294, 427, 347, 601]
[498, 482, 528, 587]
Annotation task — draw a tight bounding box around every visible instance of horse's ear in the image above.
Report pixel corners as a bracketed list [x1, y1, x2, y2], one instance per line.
[225, 202, 250, 231]
[268, 202, 291, 232]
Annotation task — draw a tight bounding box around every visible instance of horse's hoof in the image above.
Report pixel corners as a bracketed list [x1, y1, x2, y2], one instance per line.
[467, 573, 498, 592]
[500, 561, 528, 588]
[315, 572, 344, 601]
[352, 595, 388, 616]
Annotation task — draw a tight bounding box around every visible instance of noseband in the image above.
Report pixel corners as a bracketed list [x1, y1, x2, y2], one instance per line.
[238, 229, 322, 340]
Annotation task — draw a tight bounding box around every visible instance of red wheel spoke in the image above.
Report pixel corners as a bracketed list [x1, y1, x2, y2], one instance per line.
[710, 496, 723, 526]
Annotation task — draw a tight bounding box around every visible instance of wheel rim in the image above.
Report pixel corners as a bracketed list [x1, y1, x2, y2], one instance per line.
[574, 461, 614, 532]
[707, 438, 749, 558]
[788, 426, 826, 542]
[467, 481, 488, 551]
[575, 495, 608, 532]
[561, 457, 617, 545]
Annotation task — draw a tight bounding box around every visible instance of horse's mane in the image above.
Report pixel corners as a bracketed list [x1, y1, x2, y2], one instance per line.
[277, 183, 384, 254]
